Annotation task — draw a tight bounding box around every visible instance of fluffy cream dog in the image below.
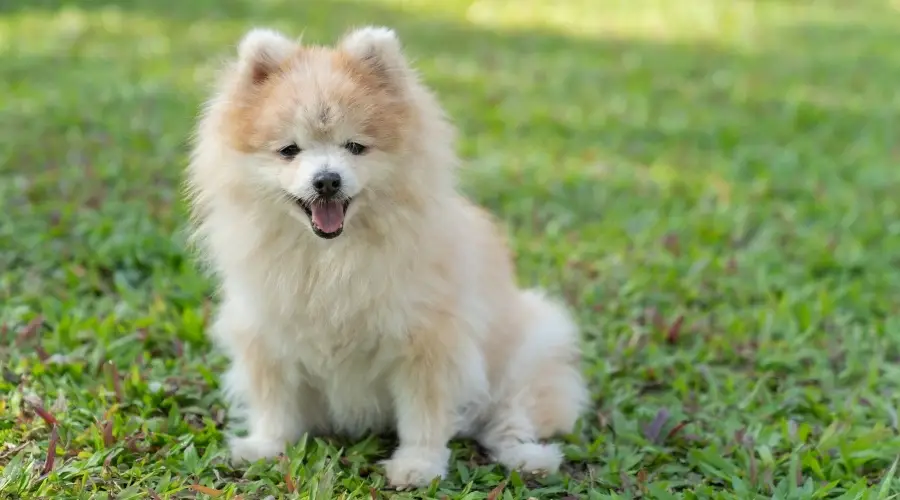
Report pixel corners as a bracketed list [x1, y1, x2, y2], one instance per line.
[185, 25, 588, 489]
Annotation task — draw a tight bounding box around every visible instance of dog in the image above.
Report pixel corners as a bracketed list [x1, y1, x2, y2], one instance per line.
[184, 26, 589, 489]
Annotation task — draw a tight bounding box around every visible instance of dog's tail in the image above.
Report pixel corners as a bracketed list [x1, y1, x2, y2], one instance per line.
[514, 289, 589, 438]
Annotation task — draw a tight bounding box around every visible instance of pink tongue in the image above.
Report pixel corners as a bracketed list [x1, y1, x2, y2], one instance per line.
[311, 200, 345, 233]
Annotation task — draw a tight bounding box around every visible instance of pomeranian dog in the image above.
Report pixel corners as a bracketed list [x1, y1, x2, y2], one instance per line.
[185, 26, 588, 488]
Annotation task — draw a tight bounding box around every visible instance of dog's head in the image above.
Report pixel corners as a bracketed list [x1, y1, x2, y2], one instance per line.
[201, 27, 452, 240]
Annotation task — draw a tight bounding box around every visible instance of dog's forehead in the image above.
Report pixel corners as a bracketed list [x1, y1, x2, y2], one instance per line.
[281, 54, 352, 130]
[291, 90, 372, 142]
[316, 103, 333, 128]
[277, 48, 406, 148]
[292, 97, 353, 141]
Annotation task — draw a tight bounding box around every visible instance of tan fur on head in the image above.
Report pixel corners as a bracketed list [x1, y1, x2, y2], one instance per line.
[185, 26, 589, 490]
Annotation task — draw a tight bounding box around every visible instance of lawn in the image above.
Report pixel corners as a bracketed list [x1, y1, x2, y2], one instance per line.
[2, 0, 900, 498]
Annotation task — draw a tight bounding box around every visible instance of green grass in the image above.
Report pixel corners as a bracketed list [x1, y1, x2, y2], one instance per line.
[2, 0, 900, 497]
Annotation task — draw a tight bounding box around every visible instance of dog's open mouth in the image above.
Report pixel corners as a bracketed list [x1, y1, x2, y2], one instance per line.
[290, 195, 351, 239]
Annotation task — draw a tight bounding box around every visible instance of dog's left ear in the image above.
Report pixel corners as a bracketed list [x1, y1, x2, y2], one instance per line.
[339, 26, 410, 85]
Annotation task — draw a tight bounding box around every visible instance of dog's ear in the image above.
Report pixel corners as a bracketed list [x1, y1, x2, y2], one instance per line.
[338, 26, 410, 85]
[237, 28, 297, 85]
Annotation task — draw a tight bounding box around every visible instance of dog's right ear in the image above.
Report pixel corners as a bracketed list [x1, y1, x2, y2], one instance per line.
[237, 28, 297, 85]
[338, 26, 410, 89]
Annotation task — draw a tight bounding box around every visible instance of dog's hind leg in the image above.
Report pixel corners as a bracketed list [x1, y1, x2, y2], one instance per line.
[477, 289, 588, 473]
[477, 391, 565, 474]
[517, 289, 588, 439]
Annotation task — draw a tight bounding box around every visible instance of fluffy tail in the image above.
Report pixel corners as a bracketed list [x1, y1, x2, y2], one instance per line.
[515, 289, 589, 438]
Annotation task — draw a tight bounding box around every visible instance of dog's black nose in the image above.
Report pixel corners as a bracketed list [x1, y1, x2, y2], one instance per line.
[312, 171, 342, 197]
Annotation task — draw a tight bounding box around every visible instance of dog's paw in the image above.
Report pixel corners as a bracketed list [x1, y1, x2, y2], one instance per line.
[228, 435, 285, 464]
[497, 442, 562, 474]
[381, 446, 449, 490]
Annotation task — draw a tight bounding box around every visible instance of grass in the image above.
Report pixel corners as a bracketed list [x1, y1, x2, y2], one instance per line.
[2, 0, 900, 497]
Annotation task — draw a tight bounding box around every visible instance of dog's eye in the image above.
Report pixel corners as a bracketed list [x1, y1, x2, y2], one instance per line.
[344, 142, 368, 156]
[278, 144, 301, 159]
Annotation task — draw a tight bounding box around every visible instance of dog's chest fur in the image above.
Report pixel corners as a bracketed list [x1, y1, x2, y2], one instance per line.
[206, 203, 472, 434]
[297, 324, 399, 435]
[252, 225, 453, 433]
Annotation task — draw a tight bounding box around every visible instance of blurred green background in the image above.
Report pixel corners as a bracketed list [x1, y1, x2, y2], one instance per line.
[2, 0, 900, 498]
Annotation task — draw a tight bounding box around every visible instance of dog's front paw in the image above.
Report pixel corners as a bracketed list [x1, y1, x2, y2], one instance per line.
[228, 435, 286, 464]
[381, 446, 449, 490]
[497, 442, 562, 475]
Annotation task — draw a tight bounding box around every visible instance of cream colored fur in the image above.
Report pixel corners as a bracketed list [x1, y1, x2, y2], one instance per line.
[185, 26, 589, 489]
